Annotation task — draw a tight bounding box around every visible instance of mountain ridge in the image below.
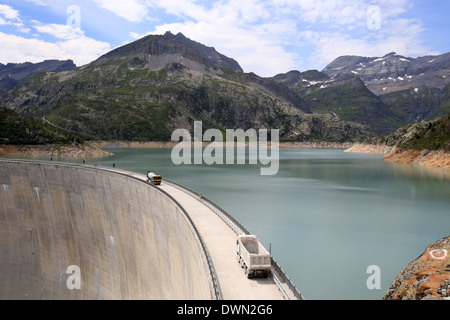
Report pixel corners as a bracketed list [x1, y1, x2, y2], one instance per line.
[272, 51, 450, 135]
[0, 59, 76, 92]
[4, 33, 448, 143]
[95, 31, 243, 75]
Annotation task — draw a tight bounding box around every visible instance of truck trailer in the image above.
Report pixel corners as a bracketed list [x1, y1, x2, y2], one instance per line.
[147, 172, 162, 185]
[236, 235, 271, 278]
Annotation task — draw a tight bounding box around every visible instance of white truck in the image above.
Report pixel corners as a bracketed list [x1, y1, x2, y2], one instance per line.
[147, 171, 162, 185]
[236, 235, 271, 278]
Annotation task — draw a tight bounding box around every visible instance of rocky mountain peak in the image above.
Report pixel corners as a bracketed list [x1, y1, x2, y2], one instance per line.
[95, 31, 243, 74]
[322, 52, 450, 95]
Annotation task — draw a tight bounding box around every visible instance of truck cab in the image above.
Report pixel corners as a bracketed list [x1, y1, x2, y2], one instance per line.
[147, 171, 162, 185]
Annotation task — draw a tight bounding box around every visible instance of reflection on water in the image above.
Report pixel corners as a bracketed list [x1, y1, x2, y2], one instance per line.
[12, 148, 449, 300]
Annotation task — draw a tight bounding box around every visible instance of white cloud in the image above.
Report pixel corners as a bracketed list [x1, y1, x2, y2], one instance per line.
[25, 0, 48, 6]
[299, 3, 432, 68]
[135, 0, 431, 75]
[137, 0, 303, 76]
[0, 4, 111, 66]
[93, 0, 150, 23]
[0, 3, 30, 33]
[34, 23, 84, 40]
[0, 4, 20, 20]
[0, 30, 111, 66]
[0, 0, 436, 75]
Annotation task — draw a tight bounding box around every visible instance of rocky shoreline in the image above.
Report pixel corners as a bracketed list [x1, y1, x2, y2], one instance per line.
[384, 236, 450, 300]
[91, 140, 355, 149]
[0, 143, 112, 159]
[3, 141, 449, 169]
[345, 143, 450, 168]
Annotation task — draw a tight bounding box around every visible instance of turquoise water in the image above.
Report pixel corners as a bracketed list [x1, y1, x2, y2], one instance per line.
[59, 148, 450, 299]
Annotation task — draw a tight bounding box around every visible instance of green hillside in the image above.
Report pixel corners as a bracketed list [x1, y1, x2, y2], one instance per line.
[399, 113, 450, 152]
[0, 106, 81, 145]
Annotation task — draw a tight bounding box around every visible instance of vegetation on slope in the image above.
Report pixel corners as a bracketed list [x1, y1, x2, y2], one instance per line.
[2, 59, 371, 143]
[371, 112, 450, 152]
[399, 113, 450, 152]
[0, 106, 81, 145]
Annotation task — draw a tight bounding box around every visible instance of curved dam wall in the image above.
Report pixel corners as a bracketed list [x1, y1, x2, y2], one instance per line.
[0, 161, 215, 300]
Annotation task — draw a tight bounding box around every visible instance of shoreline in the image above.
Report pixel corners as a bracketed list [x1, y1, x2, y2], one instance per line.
[0, 143, 112, 159]
[90, 140, 355, 149]
[345, 143, 450, 169]
[0, 141, 356, 159]
[2, 141, 449, 169]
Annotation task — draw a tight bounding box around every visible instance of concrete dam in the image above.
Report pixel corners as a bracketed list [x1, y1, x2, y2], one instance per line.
[0, 159, 301, 300]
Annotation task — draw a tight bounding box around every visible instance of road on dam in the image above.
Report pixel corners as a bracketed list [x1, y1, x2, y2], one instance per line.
[100, 166, 292, 300]
[0, 160, 297, 300]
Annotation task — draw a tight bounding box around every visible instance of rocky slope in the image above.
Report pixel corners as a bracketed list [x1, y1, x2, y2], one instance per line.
[273, 52, 450, 135]
[384, 236, 450, 300]
[346, 113, 450, 168]
[272, 70, 404, 135]
[0, 106, 79, 145]
[0, 106, 110, 159]
[383, 148, 450, 168]
[96, 31, 243, 75]
[0, 59, 76, 92]
[322, 52, 450, 96]
[0, 32, 371, 143]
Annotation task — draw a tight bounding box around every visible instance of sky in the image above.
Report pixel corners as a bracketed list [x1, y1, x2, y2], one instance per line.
[0, 0, 448, 77]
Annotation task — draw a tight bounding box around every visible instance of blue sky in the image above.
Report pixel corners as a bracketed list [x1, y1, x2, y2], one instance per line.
[0, 0, 448, 77]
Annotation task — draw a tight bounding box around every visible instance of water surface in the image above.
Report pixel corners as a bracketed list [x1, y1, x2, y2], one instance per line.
[44, 148, 450, 299]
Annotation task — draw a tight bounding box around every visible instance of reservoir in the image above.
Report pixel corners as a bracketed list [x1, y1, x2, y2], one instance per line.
[20, 148, 450, 300]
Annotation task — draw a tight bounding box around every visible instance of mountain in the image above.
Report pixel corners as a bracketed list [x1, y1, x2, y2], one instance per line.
[322, 52, 450, 124]
[96, 31, 243, 74]
[0, 59, 76, 92]
[0, 32, 371, 143]
[322, 52, 450, 95]
[0, 106, 80, 145]
[273, 52, 450, 135]
[272, 70, 404, 135]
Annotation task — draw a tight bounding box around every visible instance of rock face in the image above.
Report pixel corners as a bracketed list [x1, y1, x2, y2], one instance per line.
[96, 31, 243, 74]
[383, 147, 450, 168]
[0, 59, 76, 92]
[384, 236, 450, 300]
[273, 52, 450, 135]
[322, 52, 450, 96]
[346, 112, 450, 168]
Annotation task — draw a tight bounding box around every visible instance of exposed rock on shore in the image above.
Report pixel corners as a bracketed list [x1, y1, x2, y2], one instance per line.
[345, 143, 450, 168]
[0, 143, 112, 159]
[383, 147, 450, 168]
[344, 143, 393, 154]
[93, 140, 355, 149]
[384, 236, 450, 300]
